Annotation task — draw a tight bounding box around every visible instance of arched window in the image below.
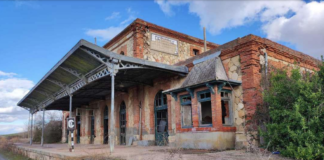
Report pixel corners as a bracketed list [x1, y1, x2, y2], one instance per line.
[120, 51, 125, 55]
[155, 91, 167, 108]
[120, 101, 126, 145]
[154, 91, 168, 145]
[103, 106, 109, 144]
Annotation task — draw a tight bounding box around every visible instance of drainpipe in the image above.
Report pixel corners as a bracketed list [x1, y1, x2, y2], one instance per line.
[139, 101, 142, 141]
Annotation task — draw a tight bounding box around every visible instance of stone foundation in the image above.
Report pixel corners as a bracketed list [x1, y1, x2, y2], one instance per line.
[172, 132, 235, 150]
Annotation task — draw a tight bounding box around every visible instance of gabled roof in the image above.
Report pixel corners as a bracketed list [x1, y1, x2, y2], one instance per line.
[181, 55, 228, 88]
[164, 51, 241, 94]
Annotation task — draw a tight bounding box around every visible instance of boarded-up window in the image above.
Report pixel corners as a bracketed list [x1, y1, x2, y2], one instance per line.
[180, 95, 192, 128]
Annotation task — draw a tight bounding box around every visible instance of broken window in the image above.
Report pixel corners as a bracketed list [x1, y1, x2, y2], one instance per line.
[180, 95, 192, 128]
[221, 91, 232, 125]
[193, 49, 199, 56]
[198, 90, 212, 126]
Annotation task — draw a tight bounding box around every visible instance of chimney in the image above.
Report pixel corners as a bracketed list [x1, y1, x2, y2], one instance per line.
[203, 27, 207, 52]
[95, 37, 97, 45]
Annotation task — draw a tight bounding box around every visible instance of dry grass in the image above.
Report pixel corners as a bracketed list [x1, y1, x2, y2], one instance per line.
[0, 136, 32, 160]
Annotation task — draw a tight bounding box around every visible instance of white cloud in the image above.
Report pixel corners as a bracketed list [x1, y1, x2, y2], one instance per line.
[105, 12, 121, 20]
[155, 0, 324, 58]
[85, 25, 127, 41]
[0, 71, 34, 125]
[155, 0, 188, 16]
[263, 1, 324, 59]
[0, 71, 17, 77]
[86, 8, 138, 42]
[0, 124, 25, 135]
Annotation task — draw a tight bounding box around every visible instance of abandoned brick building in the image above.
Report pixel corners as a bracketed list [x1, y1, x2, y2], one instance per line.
[18, 18, 320, 150]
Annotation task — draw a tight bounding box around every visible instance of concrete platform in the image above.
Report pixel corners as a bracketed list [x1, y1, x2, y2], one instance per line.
[12, 143, 285, 160]
[13, 143, 175, 160]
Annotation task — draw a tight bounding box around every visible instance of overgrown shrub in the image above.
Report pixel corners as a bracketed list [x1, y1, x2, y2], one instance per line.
[33, 120, 62, 143]
[259, 63, 324, 160]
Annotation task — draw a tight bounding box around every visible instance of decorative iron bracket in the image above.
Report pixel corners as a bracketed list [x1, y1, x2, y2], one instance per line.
[59, 66, 82, 79]
[107, 59, 119, 76]
[186, 88, 194, 98]
[170, 92, 178, 101]
[80, 48, 108, 65]
[88, 68, 110, 83]
[217, 82, 226, 93]
[206, 83, 215, 94]
[80, 47, 119, 76]
[119, 62, 146, 70]
[46, 78, 66, 88]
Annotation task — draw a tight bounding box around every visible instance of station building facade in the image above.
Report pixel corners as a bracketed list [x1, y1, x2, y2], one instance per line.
[20, 18, 319, 150]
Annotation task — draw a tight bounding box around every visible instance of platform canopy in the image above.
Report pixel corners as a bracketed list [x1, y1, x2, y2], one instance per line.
[17, 39, 188, 113]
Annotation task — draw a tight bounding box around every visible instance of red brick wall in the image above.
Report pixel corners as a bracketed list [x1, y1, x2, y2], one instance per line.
[175, 86, 236, 133]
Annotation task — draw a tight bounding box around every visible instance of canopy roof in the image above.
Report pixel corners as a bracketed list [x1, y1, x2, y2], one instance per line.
[18, 39, 188, 113]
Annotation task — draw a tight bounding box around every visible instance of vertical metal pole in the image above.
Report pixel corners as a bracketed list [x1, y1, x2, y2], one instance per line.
[30, 112, 33, 145]
[110, 65, 115, 153]
[203, 27, 207, 52]
[28, 113, 30, 140]
[69, 95, 72, 118]
[41, 109, 45, 147]
[69, 94, 74, 152]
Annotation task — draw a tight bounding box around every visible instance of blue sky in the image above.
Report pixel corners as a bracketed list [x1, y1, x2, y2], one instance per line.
[0, 1, 270, 83]
[0, 0, 323, 135]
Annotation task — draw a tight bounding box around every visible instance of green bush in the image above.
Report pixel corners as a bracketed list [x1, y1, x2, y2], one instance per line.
[260, 63, 324, 160]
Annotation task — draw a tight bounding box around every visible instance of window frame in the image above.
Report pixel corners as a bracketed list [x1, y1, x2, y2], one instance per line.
[192, 49, 199, 56]
[180, 94, 193, 128]
[221, 89, 233, 126]
[197, 90, 213, 127]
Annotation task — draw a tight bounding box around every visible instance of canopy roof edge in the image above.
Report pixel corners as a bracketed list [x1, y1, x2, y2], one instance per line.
[17, 39, 188, 110]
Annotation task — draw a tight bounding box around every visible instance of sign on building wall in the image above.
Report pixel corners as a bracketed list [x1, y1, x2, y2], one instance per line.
[67, 117, 75, 132]
[151, 33, 178, 55]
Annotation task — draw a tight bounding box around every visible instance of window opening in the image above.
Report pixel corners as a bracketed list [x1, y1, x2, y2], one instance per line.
[197, 90, 212, 126]
[180, 95, 192, 128]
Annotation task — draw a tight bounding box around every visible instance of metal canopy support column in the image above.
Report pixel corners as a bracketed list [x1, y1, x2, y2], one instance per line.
[109, 61, 119, 153]
[41, 108, 45, 147]
[28, 112, 30, 142]
[30, 112, 33, 145]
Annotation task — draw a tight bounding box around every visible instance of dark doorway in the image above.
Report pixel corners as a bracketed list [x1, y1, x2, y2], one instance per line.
[120, 101, 126, 145]
[154, 91, 168, 146]
[66, 130, 69, 143]
[76, 116, 81, 144]
[103, 106, 109, 144]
